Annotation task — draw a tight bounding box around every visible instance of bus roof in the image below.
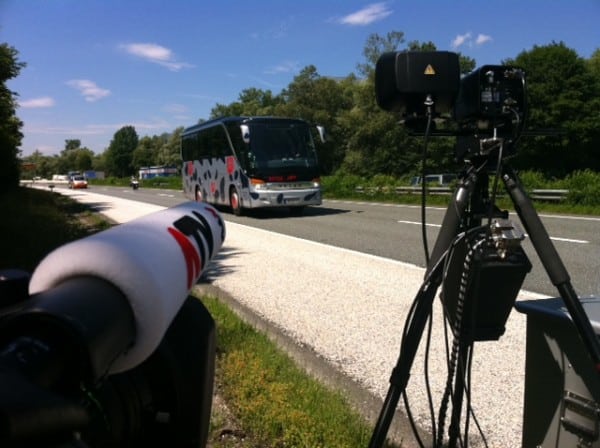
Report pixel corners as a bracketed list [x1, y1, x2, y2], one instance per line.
[182, 116, 310, 136]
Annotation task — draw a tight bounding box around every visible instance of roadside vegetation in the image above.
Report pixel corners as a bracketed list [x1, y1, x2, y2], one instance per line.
[320, 169, 600, 216]
[201, 295, 386, 447]
[0, 187, 111, 272]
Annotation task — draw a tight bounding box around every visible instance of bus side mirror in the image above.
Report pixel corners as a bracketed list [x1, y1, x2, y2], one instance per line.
[240, 125, 250, 144]
[316, 126, 326, 143]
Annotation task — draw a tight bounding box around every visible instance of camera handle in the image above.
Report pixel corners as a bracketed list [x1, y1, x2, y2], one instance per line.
[369, 163, 600, 448]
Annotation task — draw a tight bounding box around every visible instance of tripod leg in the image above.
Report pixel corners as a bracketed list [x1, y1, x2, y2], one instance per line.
[502, 166, 600, 370]
[369, 176, 476, 448]
[368, 278, 441, 448]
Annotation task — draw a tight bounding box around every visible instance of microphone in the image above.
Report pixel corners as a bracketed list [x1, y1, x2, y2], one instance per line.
[23, 201, 226, 375]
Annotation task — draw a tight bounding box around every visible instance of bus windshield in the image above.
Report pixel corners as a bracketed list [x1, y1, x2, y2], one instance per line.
[248, 122, 318, 170]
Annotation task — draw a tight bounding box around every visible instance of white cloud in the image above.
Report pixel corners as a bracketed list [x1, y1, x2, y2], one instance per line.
[338, 2, 392, 26]
[67, 79, 111, 102]
[120, 42, 193, 71]
[264, 60, 300, 75]
[451, 32, 493, 49]
[451, 32, 472, 49]
[475, 34, 493, 45]
[19, 96, 55, 108]
[28, 119, 171, 136]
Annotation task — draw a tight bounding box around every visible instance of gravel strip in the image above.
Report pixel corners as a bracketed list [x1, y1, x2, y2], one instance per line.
[206, 221, 546, 448]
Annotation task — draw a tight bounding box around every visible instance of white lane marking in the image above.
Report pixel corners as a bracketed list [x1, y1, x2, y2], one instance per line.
[397, 220, 441, 228]
[397, 220, 589, 244]
[525, 235, 589, 244]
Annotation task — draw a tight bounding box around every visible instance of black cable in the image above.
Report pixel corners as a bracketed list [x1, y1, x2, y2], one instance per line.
[420, 100, 435, 266]
[462, 345, 490, 448]
[403, 390, 427, 448]
[423, 296, 438, 448]
[396, 248, 453, 448]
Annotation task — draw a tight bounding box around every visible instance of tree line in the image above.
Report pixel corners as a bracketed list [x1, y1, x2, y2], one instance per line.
[3, 31, 600, 189]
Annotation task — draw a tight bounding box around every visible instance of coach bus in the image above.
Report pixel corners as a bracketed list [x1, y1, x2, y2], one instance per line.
[181, 116, 324, 216]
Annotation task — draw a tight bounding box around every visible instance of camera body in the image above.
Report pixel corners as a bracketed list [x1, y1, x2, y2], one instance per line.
[0, 270, 216, 447]
[375, 51, 527, 160]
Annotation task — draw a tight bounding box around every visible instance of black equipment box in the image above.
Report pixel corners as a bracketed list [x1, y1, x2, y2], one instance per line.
[375, 51, 460, 115]
[516, 297, 600, 447]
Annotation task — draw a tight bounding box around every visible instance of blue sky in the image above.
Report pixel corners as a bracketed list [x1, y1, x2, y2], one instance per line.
[2, 0, 599, 156]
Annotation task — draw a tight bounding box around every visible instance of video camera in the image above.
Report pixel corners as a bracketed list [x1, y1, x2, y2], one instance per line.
[375, 51, 527, 160]
[0, 202, 226, 447]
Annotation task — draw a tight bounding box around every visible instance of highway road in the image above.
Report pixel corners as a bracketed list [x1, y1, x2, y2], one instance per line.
[82, 184, 600, 299]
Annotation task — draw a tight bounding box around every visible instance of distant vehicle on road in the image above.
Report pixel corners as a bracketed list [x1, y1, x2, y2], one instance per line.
[410, 173, 457, 187]
[69, 175, 88, 189]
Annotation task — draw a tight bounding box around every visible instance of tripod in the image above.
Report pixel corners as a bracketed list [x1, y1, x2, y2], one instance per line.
[368, 148, 600, 447]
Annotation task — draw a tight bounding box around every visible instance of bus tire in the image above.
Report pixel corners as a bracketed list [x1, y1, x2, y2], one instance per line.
[230, 187, 243, 216]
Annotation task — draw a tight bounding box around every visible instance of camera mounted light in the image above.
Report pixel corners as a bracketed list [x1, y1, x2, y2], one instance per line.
[375, 51, 461, 119]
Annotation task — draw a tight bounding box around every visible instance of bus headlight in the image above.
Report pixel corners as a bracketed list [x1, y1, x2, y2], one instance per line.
[251, 178, 266, 190]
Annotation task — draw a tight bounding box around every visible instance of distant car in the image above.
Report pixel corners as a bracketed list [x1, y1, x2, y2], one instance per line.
[69, 175, 88, 189]
[410, 173, 457, 187]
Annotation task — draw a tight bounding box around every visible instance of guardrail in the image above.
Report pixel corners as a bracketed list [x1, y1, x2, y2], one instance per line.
[355, 186, 569, 202]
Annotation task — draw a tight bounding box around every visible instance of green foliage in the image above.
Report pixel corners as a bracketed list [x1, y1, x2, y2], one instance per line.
[104, 125, 139, 177]
[141, 175, 181, 189]
[515, 170, 554, 190]
[505, 42, 600, 176]
[201, 296, 379, 447]
[321, 171, 367, 197]
[0, 188, 100, 271]
[0, 43, 26, 191]
[322, 170, 600, 211]
[564, 169, 600, 206]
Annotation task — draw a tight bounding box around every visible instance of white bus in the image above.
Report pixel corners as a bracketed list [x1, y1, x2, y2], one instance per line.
[181, 116, 324, 216]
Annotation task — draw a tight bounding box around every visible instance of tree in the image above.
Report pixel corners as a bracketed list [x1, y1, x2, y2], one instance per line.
[132, 136, 158, 171]
[357, 31, 406, 79]
[156, 127, 184, 167]
[504, 42, 600, 175]
[74, 148, 94, 172]
[338, 34, 467, 178]
[0, 43, 26, 192]
[104, 126, 139, 177]
[210, 88, 282, 118]
[587, 48, 600, 78]
[278, 66, 354, 174]
[65, 139, 81, 151]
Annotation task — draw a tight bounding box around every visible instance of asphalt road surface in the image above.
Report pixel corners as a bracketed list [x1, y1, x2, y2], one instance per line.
[81, 184, 600, 299]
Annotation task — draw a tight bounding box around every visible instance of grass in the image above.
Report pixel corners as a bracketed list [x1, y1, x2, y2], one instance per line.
[200, 295, 384, 447]
[0, 187, 112, 272]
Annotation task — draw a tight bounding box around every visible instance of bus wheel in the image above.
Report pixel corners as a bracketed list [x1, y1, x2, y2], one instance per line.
[195, 187, 203, 202]
[230, 187, 242, 216]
